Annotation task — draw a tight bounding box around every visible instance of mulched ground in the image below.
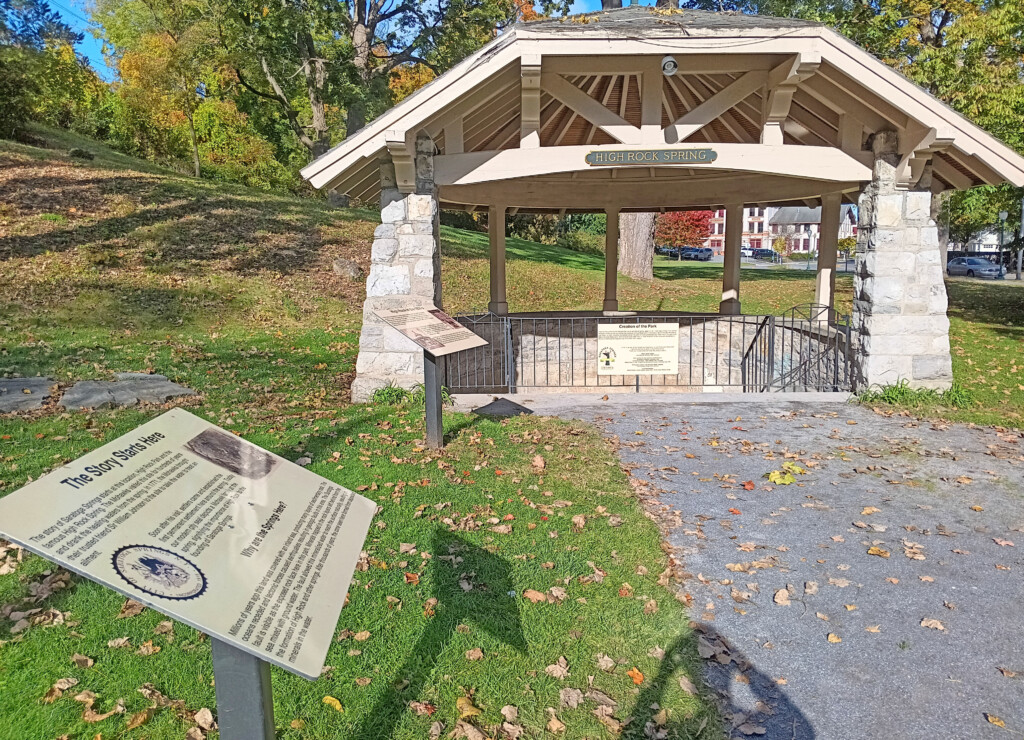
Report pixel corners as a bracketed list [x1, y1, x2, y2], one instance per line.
[595, 400, 1024, 740]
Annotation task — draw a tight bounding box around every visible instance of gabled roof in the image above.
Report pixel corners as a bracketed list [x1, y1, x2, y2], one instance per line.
[301, 6, 1024, 211]
[770, 205, 856, 225]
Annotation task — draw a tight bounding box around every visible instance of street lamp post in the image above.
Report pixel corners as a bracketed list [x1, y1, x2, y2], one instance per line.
[998, 210, 1008, 278]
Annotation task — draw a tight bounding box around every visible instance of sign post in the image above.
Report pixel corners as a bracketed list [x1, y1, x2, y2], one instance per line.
[374, 305, 487, 449]
[0, 409, 377, 731]
[212, 638, 275, 740]
[423, 350, 444, 449]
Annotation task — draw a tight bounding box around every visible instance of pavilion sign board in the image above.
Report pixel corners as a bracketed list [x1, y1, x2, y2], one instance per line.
[585, 148, 718, 166]
[374, 305, 487, 355]
[0, 408, 375, 681]
[597, 323, 680, 376]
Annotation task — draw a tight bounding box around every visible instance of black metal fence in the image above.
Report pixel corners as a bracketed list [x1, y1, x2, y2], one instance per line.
[443, 306, 852, 394]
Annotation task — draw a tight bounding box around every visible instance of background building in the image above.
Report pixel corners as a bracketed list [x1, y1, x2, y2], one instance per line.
[769, 205, 857, 253]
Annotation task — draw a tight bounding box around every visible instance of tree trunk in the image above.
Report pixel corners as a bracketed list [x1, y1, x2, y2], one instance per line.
[618, 212, 656, 280]
[186, 111, 200, 178]
[600, 0, 621, 8]
[932, 192, 950, 268]
[297, 29, 331, 155]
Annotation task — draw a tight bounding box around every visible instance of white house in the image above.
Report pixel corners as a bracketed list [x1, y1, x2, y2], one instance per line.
[769, 205, 856, 252]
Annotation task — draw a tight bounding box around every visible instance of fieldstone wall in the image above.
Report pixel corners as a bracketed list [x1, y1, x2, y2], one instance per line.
[350, 135, 442, 403]
[852, 131, 953, 391]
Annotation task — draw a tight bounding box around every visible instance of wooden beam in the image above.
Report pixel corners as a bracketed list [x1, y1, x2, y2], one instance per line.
[443, 118, 464, 154]
[551, 76, 602, 146]
[435, 143, 871, 186]
[801, 75, 898, 132]
[385, 130, 415, 193]
[520, 55, 542, 148]
[664, 70, 766, 143]
[438, 174, 863, 211]
[762, 54, 820, 145]
[691, 74, 755, 143]
[542, 53, 783, 77]
[641, 59, 664, 144]
[540, 72, 642, 145]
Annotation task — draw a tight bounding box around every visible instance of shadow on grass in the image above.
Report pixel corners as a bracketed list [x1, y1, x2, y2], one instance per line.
[352, 530, 526, 740]
[946, 280, 1024, 342]
[441, 227, 605, 272]
[653, 261, 827, 284]
[624, 626, 812, 740]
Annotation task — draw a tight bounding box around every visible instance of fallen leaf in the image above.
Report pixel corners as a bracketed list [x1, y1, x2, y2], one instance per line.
[453, 720, 486, 740]
[985, 714, 1006, 728]
[194, 707, 216, 731]
[861, 506, 881, 515]
[465, 648, 484, 661]
[738, 722, 767, 735]
[596, 654, 615, 672]
[920, 618, 945, 631]
[323, 696, 344, 712]
[626, 667, 644, 684]
[456, 696, 482, 719]
[545, 656, 570, 679]
[116, 599, 145, 618]
[867, 546, 890, 558]
[678, 674, 697, 694]
[827, 633, 842, 643]
[42, 678, 79, 703]
[354, 631, 371, 641]
[997, 667, 1017, 678]
[559, 688, 583, 708]
[71, 653, 94, 669]
[404, 572, 420, 585]
[643, 599, 658, 615]
[994, 538, 1015, 547]
[742, 480, 756, 491]
[545, 709, 566, 734]
[773, 589, 791, 606]
[125, 708, 156, 730]
[136, 640, 161, 656]
[865, 625, 881, 633]
[523, 589, 546, 603]
[106, 637, 130, 649]
[501, 705, 518, 722]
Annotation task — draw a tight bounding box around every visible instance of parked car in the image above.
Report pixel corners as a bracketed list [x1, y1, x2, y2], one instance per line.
[947, 256, 1001, 279]
[752, 248, 777, 261]
[655, 245, 674, 256]
[692, 247, 713, 261]
[679, 247, 699, 260]
[741, 247, 754, 258]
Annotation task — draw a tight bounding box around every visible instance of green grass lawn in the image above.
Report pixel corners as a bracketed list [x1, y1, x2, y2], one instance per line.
[1, 128, 717, 739]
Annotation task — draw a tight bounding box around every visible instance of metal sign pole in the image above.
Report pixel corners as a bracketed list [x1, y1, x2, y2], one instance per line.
[211, 638, 276, 740]
[423, 350, 444, 449]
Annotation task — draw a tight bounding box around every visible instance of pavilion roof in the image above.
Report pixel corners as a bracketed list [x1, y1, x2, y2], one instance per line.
[301, 6, 1024, 212]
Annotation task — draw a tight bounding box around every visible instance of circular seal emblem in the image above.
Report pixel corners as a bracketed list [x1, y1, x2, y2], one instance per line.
[599, 347, 617, 368]
[111, 545, 207, 601]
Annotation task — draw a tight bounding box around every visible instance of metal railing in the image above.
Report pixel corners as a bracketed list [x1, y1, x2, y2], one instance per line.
[443, 308, 852, 394]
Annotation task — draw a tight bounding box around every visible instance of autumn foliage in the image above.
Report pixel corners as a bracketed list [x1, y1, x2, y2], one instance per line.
[654, 211, 714, 248]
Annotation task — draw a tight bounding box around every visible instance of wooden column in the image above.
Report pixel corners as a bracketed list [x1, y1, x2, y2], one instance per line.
[603, 208, 620, 312]
[815, 192, 842, 320]
[488, 204, 508, 315]
[720, 202, 743, 315]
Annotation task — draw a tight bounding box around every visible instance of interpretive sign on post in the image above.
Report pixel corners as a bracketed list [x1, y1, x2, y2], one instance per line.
[597, 323, 680, 376]
[374, 305, 487, 449]
[374, 305, 487, 356]
[0, 408, 376, 738]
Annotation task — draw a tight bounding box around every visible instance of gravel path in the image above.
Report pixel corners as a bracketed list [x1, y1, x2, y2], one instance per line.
[558, 399, 1024, 739]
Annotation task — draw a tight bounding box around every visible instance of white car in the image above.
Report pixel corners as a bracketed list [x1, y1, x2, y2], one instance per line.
[741, 247, 754, 258]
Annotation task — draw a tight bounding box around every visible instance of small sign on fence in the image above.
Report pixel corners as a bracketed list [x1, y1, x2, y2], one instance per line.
[597, 323, 680, 376]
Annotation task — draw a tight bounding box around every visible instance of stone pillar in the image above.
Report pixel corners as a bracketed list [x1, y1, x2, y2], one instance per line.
[814, 192, 842, 319]
[351, 134, 441, 403]
[852, 131, 953, 391]
[603, 208, 620, 312]
[720, 202, 743, 315]
[488, 204, 508, 315]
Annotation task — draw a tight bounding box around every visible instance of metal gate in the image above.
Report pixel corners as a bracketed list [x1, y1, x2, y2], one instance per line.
[443, 306, 852, 394]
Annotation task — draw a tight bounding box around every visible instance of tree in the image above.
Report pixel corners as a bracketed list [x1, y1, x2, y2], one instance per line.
[618, 211, 656, 279]
[655, 211, 713, 260]
[1, 0, 81, 48]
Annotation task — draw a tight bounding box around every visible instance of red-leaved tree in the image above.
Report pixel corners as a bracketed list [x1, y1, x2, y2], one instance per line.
[655, 211, 714, 249]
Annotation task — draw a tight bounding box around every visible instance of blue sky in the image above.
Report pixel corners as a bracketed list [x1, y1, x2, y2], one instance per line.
[51, 0, 661, 83]
[50, 0, 114, 80]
